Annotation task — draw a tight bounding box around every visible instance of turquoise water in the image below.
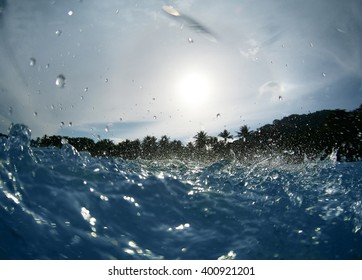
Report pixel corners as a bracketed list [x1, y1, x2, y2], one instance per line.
[1, 124, 362, 259]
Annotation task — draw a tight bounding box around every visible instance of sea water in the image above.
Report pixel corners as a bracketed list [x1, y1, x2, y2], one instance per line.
[1, 124, 361, 259]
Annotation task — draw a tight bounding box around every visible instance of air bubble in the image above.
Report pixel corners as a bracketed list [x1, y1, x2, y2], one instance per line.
[105, 126, 109, 132]
[29, 57, 36, 67]
[55, 29, 62, 36]
[322, 72, 326, 77]
[279, 95, 283, 101]
[84, 87, 88, 92]
[60, 122, 65, 128]
[8, 106, 13, 116]
[68, 10, 74, 16]
[105, 78, 109, 83]
[216, 113, 221, 119]
[55, 74, 66, 88]
[188, 37, 194, 43]
[153, 116, 157, 120]
[33, 112, 38, 117]
[68, 122, 72, 127]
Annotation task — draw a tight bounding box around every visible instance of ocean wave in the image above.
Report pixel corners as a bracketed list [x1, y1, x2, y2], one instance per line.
[1, 124, 362, 259]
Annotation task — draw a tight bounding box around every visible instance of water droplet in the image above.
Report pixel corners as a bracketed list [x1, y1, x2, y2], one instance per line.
[29, 57, 36, 67]
[33, 112, 38, 117]
[152, 97, 156, 101]
[55, 74, 66, 88]
[8, 106, 13, 116]
[279, 95, 283, 101]
[55, 29, 62, 36]
[80, 96, 84, 100]
[153, 115, 157, 120]
[309, 42, 314, 48]
[119, 117, 123, 121]
[68, 122, 72, 127]
[105, 78, 109, 83]
[322, 72, 326, 77]
[60, 121, 65, 128]
[216, 113, 221, 119]
[115, 9, 119, 14]
[68, 10, 74, 16]
[84, 87, 88, 92]
[188, 37, 194, 43]
[105, 126, 109, 132]
[45, 63, 50, 69]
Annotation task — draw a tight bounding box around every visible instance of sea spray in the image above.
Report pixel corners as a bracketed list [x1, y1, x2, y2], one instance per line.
[0, 124, 361, 259]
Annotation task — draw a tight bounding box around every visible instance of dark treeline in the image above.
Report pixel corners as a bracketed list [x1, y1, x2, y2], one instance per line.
[23, 105, 362, 162]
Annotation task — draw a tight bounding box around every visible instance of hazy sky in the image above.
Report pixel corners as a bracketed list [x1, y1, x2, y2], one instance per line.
[1, 0, 361, 142]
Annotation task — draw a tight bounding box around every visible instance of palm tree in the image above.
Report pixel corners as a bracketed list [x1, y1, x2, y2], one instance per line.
[141, 135, 158, 159]
[159, 135, 170, 149]
[236, 125, 250, 141]
[207, 136, 218, 148]
[158, 135, 170, 158]
[170, 139, 183, 157]
[95, 139, 115, 156]
[194, 130, 208, 150]
[218, 129, 233, 143]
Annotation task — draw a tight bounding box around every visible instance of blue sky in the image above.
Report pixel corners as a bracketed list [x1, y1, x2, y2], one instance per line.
[1, 0, 361, 143]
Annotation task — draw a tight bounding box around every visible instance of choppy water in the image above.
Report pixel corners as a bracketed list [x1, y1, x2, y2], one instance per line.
[1, 124, 362, 259]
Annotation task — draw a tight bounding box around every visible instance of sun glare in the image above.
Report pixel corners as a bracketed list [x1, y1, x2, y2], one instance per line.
[177, 72, 211, 106]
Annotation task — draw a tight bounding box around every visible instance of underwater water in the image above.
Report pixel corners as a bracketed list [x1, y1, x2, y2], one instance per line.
[0, 124, 362, 260]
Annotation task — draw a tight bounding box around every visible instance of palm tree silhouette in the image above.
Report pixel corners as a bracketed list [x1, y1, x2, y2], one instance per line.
[236, 125, 250, 141]
[141, 136, 158, 159]
[218, 129, 233, 143]
[194, 130, 208, 150]
[159, 135, 170, 149]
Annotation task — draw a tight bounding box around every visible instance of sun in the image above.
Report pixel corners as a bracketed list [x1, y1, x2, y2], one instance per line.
[176, 72, 212, 106]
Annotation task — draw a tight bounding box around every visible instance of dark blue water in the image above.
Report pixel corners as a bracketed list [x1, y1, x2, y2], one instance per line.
[1, 124, 362, 259]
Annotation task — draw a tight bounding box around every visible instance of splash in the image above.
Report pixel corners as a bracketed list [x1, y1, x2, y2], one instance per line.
[0, 124, 361, 259]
